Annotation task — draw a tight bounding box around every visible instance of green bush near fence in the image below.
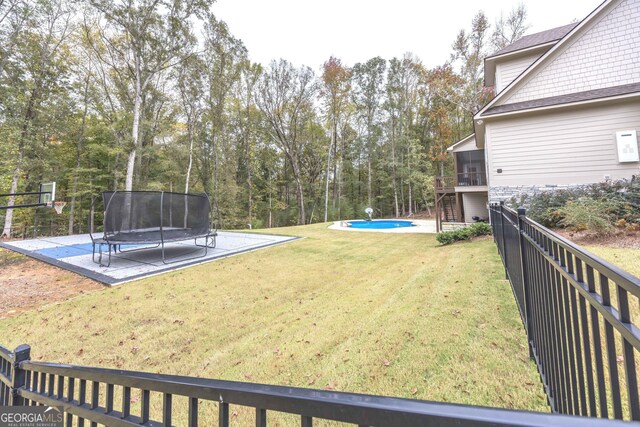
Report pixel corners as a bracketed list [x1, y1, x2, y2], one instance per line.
[436, 222, 492, 245]
[508, 177, 640, 234]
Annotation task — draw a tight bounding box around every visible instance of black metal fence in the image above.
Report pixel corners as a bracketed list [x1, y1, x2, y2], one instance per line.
[490, 202, 640, 421]
[1, 344, 632, 426]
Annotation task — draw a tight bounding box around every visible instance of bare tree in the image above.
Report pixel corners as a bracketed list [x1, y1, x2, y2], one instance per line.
[451, 10, 491, 115]
[320, 57, 351, 222]
[352, 57, 386, 209]
[88, 0, 205, 191]
[491, 3, 529, 51]
[175, 55, 206, 194]
[256, 60, 316, 225]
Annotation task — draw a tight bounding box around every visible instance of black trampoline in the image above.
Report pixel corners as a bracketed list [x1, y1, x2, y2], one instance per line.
[90, 191, 217, 267]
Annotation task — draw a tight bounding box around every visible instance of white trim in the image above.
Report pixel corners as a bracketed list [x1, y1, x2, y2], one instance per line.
[446, 133, 475, 152]
[454, 185, 488, 193]
[485, 40, 557, 63]
[476, 0, 615, 120]
[479, 91, 640, 120]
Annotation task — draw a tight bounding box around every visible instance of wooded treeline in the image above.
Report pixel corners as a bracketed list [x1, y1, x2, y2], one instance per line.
[0, 0, 528, 236]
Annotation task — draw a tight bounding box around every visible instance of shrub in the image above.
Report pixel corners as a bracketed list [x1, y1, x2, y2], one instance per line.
[435, 232, 456, 245]
[508, 177, 640, 231]
[436, 222, 492, 245]
[556, 197, 616, 234]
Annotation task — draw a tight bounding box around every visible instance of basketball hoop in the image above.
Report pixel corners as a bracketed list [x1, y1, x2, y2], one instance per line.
[48, 201, 66, 215]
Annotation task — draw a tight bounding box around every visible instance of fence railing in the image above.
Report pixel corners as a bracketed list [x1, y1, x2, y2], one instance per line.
[435, 173, 487, 191]
[490, 202, 640, 422]
[1, 344, 632, 426]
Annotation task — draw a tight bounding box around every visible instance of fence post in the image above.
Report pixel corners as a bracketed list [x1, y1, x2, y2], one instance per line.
[9, 344, 30, 406]
[517, 208, 534, 360]
[499, 201, 508, 279]
[492, 203, 497, 243]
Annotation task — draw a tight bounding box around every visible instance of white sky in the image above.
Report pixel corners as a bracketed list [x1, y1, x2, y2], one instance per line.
[212, 0, 604, 69]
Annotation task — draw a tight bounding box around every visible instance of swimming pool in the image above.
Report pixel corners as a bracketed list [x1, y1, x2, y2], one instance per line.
[347, 220, 415, 229]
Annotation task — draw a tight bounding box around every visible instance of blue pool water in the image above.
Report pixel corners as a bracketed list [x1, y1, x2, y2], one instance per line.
[347, 220, 415, 229]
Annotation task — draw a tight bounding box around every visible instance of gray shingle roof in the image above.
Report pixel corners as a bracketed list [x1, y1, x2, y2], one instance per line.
[483, 82, 640, 116]
[487, 23, 578, 58]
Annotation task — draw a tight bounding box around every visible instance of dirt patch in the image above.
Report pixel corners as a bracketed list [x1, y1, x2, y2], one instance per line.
[551, 228, 640, 249]
[0, 248, 103, 319]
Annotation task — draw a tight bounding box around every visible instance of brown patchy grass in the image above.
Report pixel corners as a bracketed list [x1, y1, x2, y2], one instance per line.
[0, 224, 547, 424]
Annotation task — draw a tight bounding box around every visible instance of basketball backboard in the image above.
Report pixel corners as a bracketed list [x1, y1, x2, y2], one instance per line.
[39, 182, 56, 204]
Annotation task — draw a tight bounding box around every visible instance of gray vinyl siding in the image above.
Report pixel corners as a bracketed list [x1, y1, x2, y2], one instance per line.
[462, 193, 489, 223]
[486, 101, 640, 187]
[495, 53, 541, 94]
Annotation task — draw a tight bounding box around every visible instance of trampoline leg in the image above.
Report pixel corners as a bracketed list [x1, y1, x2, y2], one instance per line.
[96, 243, 112, 268]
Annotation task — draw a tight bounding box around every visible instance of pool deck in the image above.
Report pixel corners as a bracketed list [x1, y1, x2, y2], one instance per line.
[328, 219, 436, 233]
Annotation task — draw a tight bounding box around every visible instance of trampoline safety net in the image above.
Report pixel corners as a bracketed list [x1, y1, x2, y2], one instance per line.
[103, 191, 211, 243]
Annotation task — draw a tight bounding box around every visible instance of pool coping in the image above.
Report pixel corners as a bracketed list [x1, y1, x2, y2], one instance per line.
[327, 219, 436, 234]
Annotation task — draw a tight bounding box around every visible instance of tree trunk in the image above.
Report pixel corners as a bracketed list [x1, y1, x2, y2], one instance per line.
[68, 76, 91, 235]
[245, 110, 253, 226]
[337, 127, 343, 220]
[1, 164, 21, 238]
[268, 172, 273, 228]
[295, 174, 306, 225]
[2, 92, 37, 238]
[391, 121, 399, 218]
[323, 125, 333, 222]
[331, 127, 338, 208]
[367, 154, 372, 208]
[185, 123, 194, 193]
[125, 62, 143, 191]
[289, 156, 305, 225]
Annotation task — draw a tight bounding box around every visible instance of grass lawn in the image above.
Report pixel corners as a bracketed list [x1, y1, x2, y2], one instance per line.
[0, 224, 548, 423]
[585, 245, 640, 278]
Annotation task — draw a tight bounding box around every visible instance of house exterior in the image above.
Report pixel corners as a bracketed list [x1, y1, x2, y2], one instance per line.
[436, 0, 640, 231]
[434, 134, 488, 230]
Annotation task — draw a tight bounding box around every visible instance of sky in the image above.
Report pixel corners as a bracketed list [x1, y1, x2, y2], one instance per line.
[211, 0, 604, 70]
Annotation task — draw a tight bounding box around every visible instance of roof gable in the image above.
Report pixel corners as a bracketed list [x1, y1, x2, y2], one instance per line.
[486, 23, 577, 59]
[504, 0, 639, 104]
[477, 0, 640, 119]
[447, 134, 477, 153]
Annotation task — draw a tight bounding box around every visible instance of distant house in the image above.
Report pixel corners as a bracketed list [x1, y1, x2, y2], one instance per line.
[436, 0, 640, 231]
